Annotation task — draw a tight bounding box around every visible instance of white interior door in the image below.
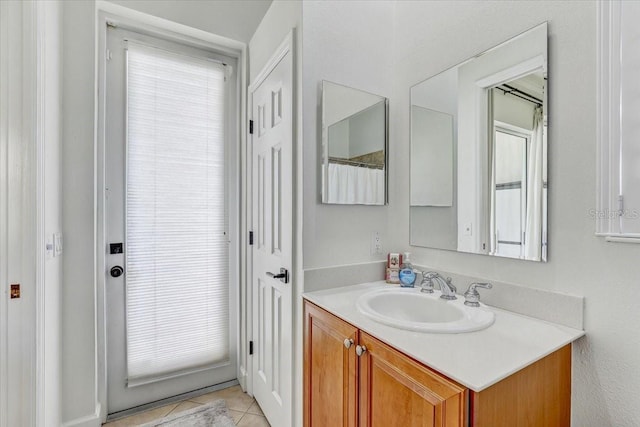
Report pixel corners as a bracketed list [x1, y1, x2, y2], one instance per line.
[105, 26, 238, 415]
[251, 37, 294, 427]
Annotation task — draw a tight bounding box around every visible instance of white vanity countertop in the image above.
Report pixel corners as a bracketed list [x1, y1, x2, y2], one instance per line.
[303, 281, 585, 392]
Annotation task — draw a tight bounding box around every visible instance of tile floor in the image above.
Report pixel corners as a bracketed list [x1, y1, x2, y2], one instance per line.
[103, 385, 270, 426]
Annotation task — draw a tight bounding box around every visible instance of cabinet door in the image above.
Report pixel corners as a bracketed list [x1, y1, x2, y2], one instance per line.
[304, 302, 359, 427]
[358, 332, 467, 427]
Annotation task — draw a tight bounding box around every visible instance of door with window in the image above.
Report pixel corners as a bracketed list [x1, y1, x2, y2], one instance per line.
[493, 126, 530, 259]
[105, 27, 238, 414]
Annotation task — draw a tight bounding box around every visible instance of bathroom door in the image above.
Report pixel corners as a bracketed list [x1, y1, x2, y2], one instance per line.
[104, 26, 238, 414]
[250, 33, 294, 427]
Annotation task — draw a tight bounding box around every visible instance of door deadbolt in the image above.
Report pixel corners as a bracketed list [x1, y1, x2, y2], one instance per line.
[110, 265, 124, 278]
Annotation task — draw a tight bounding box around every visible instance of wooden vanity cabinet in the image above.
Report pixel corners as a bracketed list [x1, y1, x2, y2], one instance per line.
[470, 344, 571, 426]
[304, 301, 466, 427]
[304, 300, 572, 427]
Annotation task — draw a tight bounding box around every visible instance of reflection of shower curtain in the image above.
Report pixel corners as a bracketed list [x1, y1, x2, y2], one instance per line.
[326, 163, 384, 204]
[524, 107, 544, 259]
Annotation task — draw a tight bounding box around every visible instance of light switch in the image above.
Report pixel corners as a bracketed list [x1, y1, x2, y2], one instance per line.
[54, 232, 63, 256]
[46, 235, 54, 259]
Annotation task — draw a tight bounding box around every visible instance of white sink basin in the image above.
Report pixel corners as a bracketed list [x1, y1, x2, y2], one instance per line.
[356, 287, 495, 333]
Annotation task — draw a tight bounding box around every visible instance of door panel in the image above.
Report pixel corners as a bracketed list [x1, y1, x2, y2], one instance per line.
[105, 26, 237, 414]
[251, 39, 294, 427]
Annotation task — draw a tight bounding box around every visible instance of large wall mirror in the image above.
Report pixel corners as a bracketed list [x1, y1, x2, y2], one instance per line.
[321, 81, 388, 205]
[410, 23, 547, 261]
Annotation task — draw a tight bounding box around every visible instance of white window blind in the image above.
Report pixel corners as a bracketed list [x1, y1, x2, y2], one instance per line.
[125, 42, 229, 384]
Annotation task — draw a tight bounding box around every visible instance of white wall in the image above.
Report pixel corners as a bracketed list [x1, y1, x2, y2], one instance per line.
[493, 92, 535, 131]
[327, 120, 350, 158]
[348, 104, 385, 158]
[323, 82, 383, 127]
[389, 2, 640, 425]
[249, 1, 301, 84]
[302, 0, 395, 269]
[61, 0, 98, 422]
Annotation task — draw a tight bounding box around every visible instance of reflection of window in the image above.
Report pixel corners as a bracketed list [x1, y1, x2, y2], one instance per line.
[493, 124, 531, 258]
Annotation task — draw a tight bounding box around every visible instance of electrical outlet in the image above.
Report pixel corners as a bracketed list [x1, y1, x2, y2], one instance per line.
[370, 231, 383, 255]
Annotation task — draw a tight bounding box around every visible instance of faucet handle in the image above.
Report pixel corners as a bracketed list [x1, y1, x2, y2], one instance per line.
[464, 282, 492, 307]
[419, 271, 434, 293]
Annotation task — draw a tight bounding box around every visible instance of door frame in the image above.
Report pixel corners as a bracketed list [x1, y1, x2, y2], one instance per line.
[95, 2, 247, 422]
[245, 29, 297, 420]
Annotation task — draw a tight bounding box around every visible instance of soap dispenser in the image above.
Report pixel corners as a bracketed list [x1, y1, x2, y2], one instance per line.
[399, 252, 417, 287]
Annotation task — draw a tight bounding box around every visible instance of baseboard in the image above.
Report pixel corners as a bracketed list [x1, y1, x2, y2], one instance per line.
[238, 366, 248, 391]
[61, 403, 102, 427]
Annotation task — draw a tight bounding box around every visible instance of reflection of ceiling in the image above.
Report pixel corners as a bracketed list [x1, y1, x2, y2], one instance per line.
[507, 71, 545, 100]
[324, 81, 385, 126]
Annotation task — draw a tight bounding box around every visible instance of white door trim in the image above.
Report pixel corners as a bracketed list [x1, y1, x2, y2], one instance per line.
[95, 2, 247, 423]
[248, 32, 294, 94]
[245, 27, 296, 415]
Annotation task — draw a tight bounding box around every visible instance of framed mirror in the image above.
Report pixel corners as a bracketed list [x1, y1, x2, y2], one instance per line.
[321, 81, 388, 205]
[410, 23, 547, 261]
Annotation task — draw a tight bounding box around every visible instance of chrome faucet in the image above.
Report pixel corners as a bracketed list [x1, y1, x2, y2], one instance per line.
[421, 272, 457, 300]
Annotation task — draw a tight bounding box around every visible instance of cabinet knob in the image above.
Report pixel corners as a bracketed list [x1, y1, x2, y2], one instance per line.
[356, 345, 367, 356]
[343, 338, 354, 349]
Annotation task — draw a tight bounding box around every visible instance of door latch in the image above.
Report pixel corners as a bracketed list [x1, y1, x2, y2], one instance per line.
[266, 268, 289, 284]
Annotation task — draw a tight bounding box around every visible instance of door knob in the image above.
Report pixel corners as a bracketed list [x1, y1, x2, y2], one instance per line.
[110, 266, 124, 278]
[344, 338, 354, 349]
[356, 345, 367, 356]
[266, 268, 289, 284]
